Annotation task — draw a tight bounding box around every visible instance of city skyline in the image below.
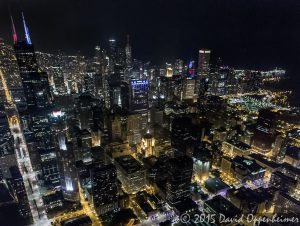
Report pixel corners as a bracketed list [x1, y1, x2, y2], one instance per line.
[0, 0, 299, 70]
[3, 7, 299, 106]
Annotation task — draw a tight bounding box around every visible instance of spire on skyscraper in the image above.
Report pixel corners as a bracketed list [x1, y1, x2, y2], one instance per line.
[21, 12, 32, 45]
[10, 15, 18, 44]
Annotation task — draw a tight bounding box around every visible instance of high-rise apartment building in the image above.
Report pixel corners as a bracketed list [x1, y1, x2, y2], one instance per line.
[91, 164, 119, 215]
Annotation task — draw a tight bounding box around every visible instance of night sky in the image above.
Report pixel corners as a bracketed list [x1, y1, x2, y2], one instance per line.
[0, 1, 299, 82]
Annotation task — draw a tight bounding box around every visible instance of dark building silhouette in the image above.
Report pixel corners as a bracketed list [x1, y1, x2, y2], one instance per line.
[9, 166, 32, 221]
[91, 164, 118, 215]
[166, 156, 193, 205]
[171, 117, 193, 155]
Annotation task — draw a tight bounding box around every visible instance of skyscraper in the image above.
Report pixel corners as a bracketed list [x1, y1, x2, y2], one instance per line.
[116, 47, 126, 67]
[252, 108, 278, 154]
[9, 166, 33, 221]
[12, 14, 56, 194]
[183, 77, 196, 100]
[141, 132, 156, 157]
[91, 164, 119, 215]
[187, 60, 196, 78]
[166, 156, 193, 205]
[125, 35, 132, 68]
[109, 81, 130, 111]
[39, 147, 60, 186]
[114, 155, 146, 193]
[171, 117, 193, 155]
[209, 66, 233, 96]
[198, 49, 211, 79]
[13, 14, 52, 110]
[130, 79, 149, 113]
[108, 39, 117, 73]
[197, 49, 211, 97]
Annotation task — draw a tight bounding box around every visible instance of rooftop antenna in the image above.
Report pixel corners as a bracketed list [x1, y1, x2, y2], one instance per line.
[21, 12, 32, 45]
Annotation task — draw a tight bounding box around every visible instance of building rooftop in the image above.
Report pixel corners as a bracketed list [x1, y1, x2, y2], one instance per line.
[286, 145, 300, 160]
[173, 198, 198, 214]
[115, 155, 143, 174]
[232, 156, 265, 175]
[228, 186, 272, 204]
[136, 192, 155, 214]
[248, 153, 280, 169]
[168, 155, 193, 171]
[42, 190, 63, 205]
[0, 182, 14, 204]
[252, 132, 275, 150]
[62, 215, 92, 226]
[227, 139, 251, 150]
[205, 195, 241, 218]
[279, 192, 300, 207]
[9, 166, 22, 180]
[204, 177, 229, 194]
[281, 162, 300, 175]
[272, 171, 298, 184]
[143, 133, 153, 139]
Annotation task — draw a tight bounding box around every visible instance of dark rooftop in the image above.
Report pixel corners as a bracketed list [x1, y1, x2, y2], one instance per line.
[42, 190, 63, 205]
[248, 153, 280, 169]
[285, 145, 300, 160]
[168, 155, 193, 170]
[136, 192, 154, 214]
[279, 192, 300, 207]
[272, 171, 298, 184]
[227, 139, 251, 151]
[0, 182, 14, 204]
[62, 215, 92, 226]
[228, 186, 272, 204]
[205, 195, 241, 218]
[281, 162, 300, 175]
[143, 133, 153, 139]
[9, 166, 22, 180]
[115, 155, 144, 174]
[204, 177, 229, 194]
[173, 198, 198, 214]
[232, 156, 265, 174]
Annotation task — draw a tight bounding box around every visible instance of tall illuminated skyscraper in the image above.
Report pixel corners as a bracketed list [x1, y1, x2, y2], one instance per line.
[198, 49, 211, 78]
[13, 13, 52, 110]
[209, 66, 231, 96]
[13, 13, 55, 181]
[183, 77, 196, 100]
[109, 39, 117, 56]
[197, 49, 211, 97]
[108, 39, 117, 73]
[130, 79, 149, 113]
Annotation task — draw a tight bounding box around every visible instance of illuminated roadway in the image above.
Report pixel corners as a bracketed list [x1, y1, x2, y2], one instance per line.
[1, 69, 102, 226]
[0, 69, 50, 225]
[78, 182, 102, 226]
[10, 122, 50, 225]
[53, 182, 102, 226]
[53, 209, 85, 226]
